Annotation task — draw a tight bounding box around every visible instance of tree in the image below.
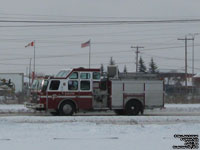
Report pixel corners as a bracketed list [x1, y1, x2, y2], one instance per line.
[100, 64, 104, 75]
[149, 58, 158, 73]
[139, 57, 146, 73]
[109, 57, 115, 65]
[123, 65, 127, 73]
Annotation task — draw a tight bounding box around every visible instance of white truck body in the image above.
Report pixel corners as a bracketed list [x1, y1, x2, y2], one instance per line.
[111, 79, 164, 109]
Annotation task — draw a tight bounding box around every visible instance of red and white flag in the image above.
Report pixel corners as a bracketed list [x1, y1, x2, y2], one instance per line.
[25, 41, 34, 48]
[81, 40, 90, 48]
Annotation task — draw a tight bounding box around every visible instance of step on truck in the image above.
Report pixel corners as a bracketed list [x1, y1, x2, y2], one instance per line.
[25, 65, 164, 116]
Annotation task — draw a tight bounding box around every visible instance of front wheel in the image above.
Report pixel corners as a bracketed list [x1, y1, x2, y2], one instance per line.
[125, 100, 142, 115]
[59, 101, 75, 116]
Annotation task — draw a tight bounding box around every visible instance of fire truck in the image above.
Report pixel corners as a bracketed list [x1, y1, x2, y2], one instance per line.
[25, 66, 164, 116]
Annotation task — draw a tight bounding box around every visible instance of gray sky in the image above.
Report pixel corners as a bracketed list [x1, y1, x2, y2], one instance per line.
[0, 0, 200, 75]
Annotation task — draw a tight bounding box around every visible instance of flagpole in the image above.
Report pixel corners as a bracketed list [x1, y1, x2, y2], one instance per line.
[33, 40, 35, 78]
[89, 40, 91, 68]
[29, 58, 32, 87]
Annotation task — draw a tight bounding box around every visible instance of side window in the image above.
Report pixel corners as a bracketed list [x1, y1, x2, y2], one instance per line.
[49, 80, 60, 90]
[69, 72, 78, 79]
[93, 72, 100, 80]
[80, 73, 90, 79]
[81, 81, 90, 90]
[68, 80, 78, 90]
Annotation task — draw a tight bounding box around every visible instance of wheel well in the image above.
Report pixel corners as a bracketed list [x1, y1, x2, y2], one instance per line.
[58, 99, 77, 112]
[125, 99, 144, 112]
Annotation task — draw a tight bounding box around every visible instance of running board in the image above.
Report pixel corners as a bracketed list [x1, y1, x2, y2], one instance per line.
[93, 107, 110, 110]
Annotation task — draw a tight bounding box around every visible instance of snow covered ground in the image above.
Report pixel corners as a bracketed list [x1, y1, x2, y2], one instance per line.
[0, 116, 199, 150]
[0, 104, 199, 150]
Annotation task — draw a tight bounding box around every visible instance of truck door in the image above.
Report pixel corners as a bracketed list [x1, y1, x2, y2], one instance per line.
[78, 72, 93, 109]
[145, 80, 164, 108]
[92, 72, 108, 109]
[46, 80, 61, 109]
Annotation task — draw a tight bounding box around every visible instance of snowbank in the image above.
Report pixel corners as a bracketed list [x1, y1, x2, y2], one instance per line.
[144, 104, 200, 115]
[0, 104, 30, 113]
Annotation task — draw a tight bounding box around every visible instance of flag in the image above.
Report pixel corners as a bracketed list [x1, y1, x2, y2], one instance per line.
[81, 40, 90, 48]
[25, 41, 34, 48]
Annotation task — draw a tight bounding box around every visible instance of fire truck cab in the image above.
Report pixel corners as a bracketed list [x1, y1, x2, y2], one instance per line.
[25, 66, 164, 116]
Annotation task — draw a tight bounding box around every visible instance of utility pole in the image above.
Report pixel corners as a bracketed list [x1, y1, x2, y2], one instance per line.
[131, 46, 144, 73]
[188, 33, 199, 75]
[26, 67, 28, 77]
[188, 33, 199, 97]
[178, 36, 193, 87]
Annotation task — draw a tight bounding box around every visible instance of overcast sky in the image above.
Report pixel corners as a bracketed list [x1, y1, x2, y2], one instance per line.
[0, 0, 200, 75]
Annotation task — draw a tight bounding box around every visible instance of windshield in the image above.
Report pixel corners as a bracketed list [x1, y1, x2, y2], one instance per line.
[31, 79, 42, 90]
[41, 80, 49, 92]
[31, 79, 47, 91]
[55, 70, 71, 78]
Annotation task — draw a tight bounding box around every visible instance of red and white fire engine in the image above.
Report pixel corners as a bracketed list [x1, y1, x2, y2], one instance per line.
[25, 65, 164, 115]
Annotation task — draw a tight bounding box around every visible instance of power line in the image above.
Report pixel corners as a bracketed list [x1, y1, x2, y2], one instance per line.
[1, 19, 200, 24]
[1, 12, 200, 20]
[141, 52, 200, 62]
[1, 44, 200, 62]
[3, 60, 200, 71]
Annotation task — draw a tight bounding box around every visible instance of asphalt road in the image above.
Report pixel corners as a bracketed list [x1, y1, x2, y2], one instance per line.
[0, 111, 200, 116]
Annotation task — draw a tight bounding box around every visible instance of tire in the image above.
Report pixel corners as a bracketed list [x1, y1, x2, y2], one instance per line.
[59, 101, 75, 116]
[114, 110, 125, 115]
[125, 100, 142, 115]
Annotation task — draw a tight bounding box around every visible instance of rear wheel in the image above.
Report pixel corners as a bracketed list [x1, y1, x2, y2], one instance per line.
[59, 101, 75, 116]
[125, 100, 142, 115]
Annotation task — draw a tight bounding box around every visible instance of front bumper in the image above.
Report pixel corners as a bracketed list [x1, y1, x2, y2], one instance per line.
[24, 102, 44, 109]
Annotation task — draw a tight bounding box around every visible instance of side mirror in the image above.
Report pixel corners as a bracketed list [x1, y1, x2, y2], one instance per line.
[41, 85, 47, 93]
